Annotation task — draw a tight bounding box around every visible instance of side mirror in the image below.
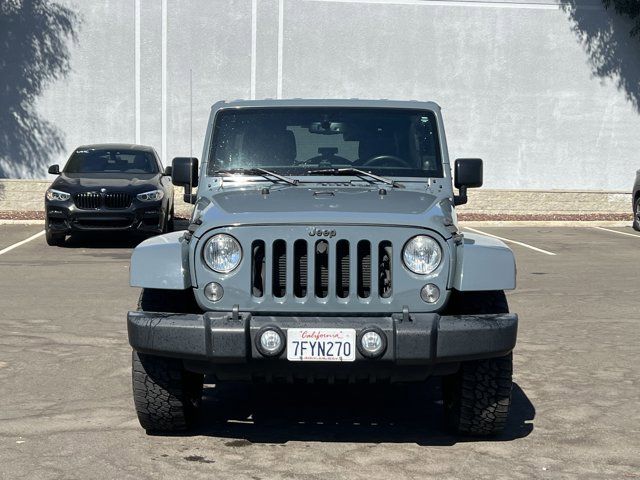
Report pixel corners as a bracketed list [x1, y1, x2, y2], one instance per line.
[171, 157, 199, 204]
[48, 164, 60, 175]
[163, 166, 172, 176]
[453, 158, 483, 206]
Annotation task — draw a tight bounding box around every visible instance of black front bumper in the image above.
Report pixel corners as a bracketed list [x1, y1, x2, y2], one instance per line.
[127, 311, 517, 381]
[46, 203, 165, 233]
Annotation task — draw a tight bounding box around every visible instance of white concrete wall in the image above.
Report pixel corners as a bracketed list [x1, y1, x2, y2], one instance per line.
[2, 0, 639, 192]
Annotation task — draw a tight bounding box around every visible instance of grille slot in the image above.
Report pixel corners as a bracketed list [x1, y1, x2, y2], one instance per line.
[293, 240, 307, 298]
[74, 192, 101, 209]
[357, 240, 371, 298]
[336, 240, 350, 298]
[314, 240, 329, 298]
[251, 241, 265, 297]
[272, 240, 287, 298]
[378, 241, 393, 298]
[104, 192, 132, 209]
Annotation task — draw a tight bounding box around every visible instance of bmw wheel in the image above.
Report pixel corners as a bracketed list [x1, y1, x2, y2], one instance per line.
[45, 228, 65, 246]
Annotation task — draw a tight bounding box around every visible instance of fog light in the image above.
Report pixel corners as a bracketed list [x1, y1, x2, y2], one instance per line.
[358, 328, 387, 358]
[255, 327, 285, 357]
[204, 282, 224, 302]
[420, 283, 440, 303]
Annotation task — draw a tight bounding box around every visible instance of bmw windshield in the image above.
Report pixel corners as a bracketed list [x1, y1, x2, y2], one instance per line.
[208, 108, 443, 179]
[65, 149, 159, 175]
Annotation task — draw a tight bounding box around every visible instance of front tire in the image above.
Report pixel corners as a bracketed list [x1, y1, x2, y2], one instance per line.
[442, 291, 513, 436]
[132, 351, 203, 433]
[633, 197, 640, 231]
[45, 229, 65, 246]
[167, 204, 175, 232]
[132, 288, 203, 433]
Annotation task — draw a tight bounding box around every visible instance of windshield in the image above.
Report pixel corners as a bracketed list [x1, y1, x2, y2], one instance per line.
[208, 107, 443, 178]
[64, 149, 159, 174]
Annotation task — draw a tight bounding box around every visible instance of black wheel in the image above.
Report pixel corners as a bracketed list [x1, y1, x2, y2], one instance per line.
[167, 204, 175, 232]
[633, 197, 640, 231]
[132, 351, 203, 433]
[45, 229, 65, 246]
[132, 288, 203, 433]
[441, 290, 513, 436]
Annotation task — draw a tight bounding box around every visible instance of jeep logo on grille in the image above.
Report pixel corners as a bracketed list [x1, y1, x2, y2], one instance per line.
[308, 227, 336, 238]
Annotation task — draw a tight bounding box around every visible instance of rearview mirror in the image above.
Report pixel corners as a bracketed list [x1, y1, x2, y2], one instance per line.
[453, 158, 483, 206]
[171, 157, 199, 204]
[48, 164, 60, 175]
[309, 122, 347, 135]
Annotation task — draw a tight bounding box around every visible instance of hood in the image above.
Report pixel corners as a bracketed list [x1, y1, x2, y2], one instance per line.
[196, 185, 454, 237]
[51, 173, 161, 192]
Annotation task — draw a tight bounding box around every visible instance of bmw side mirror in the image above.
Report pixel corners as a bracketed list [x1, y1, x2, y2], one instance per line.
[48, 164, 60, 175]
[164, 166, 173, 176]
[171, 157, 199, 204]
[453, 158, 483, 206]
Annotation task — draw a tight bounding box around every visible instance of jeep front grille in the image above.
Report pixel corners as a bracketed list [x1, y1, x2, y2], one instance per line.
[250, 238, 393, 301]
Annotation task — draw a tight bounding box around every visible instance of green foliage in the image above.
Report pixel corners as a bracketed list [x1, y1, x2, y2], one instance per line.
[603, 0, 640, 37]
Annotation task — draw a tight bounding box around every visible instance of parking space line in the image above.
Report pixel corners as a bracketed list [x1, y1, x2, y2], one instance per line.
[593, 226, 640, 238]
[0, 230, 45, 256]
[463, 227, 557, 256]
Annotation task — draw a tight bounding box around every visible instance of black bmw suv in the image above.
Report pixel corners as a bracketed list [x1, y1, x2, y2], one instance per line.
[45, 144, 175, 246]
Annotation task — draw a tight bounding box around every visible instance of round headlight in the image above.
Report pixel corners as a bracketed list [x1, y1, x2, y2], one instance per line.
[402, 235, 442, 275]
[203, 234, 242, 273]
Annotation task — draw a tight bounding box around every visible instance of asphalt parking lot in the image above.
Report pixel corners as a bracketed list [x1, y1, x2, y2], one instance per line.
[1, 224, 639, 479]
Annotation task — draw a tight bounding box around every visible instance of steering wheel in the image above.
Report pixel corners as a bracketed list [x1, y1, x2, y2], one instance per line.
[360, 155, 412, 168]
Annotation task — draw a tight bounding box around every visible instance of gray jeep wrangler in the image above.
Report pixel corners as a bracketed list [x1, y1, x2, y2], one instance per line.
[127, 99, 517, 436]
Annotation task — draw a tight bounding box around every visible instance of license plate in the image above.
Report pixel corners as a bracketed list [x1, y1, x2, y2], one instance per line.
[287, 328, 356, 362]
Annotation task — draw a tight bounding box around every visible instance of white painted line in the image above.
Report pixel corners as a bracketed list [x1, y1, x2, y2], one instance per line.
[276, 0, 284, 99]
[0, 230, 45, 256]
[464, 227, 557, 256]
[134, 0, 141, 143]
[0, 220, 45, 225]
[304, 0, 570, 10]
[593, 226, 640, 238]
[250, 0, 257, 100]
[161, 0, 168, 164]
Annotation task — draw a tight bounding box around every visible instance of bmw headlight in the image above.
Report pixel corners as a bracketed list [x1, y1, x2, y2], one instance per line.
[203, 234, 242, 273]
[46, 189, 70, 201]
[136, 190, 164, 201]
[402, 235, 442, 275]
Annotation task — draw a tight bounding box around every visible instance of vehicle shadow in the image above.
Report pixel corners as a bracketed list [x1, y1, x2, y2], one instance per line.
[187, 380, 534, 445]
[60, 231, 147, 249]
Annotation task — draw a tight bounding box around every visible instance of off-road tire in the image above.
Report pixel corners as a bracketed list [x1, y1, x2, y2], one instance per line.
[442, 290, 513, 436]
[633, 197, 640, 231]
[167, 204, 175, 232]
[132, 351, 203, 433]
[45, 229, 65, 246]
[132, 288, 203, 433]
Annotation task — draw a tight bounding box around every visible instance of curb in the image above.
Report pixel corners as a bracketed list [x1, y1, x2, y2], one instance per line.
[0, 220, 45, 225]
[458, 220, 632, 227]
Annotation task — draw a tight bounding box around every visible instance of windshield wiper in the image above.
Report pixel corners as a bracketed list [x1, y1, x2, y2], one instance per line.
[308, 167, 404, 188]
[214, 168, 298, 186]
